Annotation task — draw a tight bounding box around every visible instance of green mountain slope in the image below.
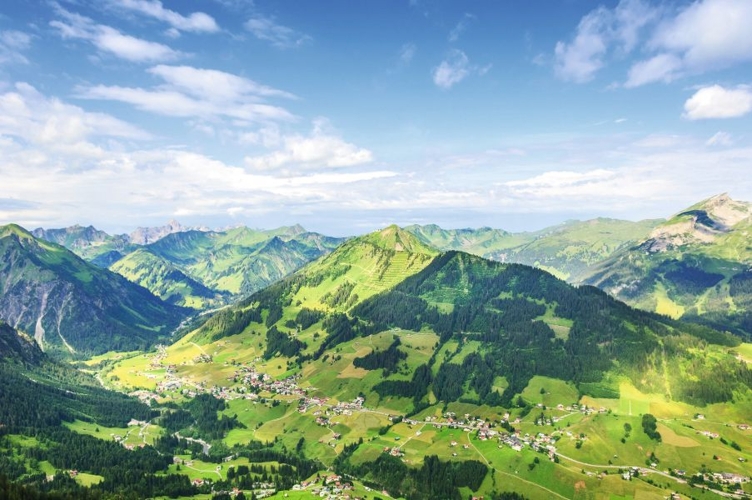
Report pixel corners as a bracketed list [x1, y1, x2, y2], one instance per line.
[101, 227, 752, 500]
[582, 194, 752, 337]
[406, 224, 531, 256]
[187, 227, 746, 408]
[32, 224, 135, 264]
[0, 224, 186, 357]
[140, 226, 344, 300]
[109, 248, 228, 309]
[407, 218, 660, 280]
[33, 222, 345, 310]
[498, 218, 662, 280]
[193, 225, 438, 343]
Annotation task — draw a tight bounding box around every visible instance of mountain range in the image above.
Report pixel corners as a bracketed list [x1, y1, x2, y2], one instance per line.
[10, 192, 752, 361]
[83, 224, 752, 500]
[2, 206, 752, 499]
[34, 222, 344, 310]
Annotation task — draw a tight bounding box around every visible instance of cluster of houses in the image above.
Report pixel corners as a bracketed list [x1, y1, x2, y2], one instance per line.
[298, 396, 328, 413]
[384, 446, 404, 457]
[190, 478, 276, 498]
[234, 366, 307, 397]
[330, 396, 366, 416]
[711, 472, 749, 484]
[703, 472, 750, 485]
[290, 475, 361, 500]
[699, 430, 721, 439]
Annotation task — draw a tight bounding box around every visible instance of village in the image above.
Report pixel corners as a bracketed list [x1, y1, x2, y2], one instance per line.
[112, 349, 752, 499]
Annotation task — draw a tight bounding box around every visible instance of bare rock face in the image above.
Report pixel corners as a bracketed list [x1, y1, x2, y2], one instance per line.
[643, 193, 752, 253]
[129, 219, 187, 245]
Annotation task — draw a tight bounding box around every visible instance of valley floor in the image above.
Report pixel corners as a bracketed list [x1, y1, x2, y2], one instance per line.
[63, 330, 752, 500]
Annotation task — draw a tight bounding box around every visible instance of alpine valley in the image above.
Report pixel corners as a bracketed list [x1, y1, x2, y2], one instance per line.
[2, 196, 752, 500]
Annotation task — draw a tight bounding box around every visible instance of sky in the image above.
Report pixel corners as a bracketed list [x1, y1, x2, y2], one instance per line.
[0, 0, 751, 236]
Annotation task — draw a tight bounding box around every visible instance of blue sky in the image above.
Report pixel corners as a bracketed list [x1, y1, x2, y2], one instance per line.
[0, 0, 751, 235]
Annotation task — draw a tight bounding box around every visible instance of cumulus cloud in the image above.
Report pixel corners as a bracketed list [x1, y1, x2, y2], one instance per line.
[0, 83, 151, 147]
[554, 9, 609, 83]
[50, 7, 181, 63]
[644, 0, 752, 81]
[554, 0, 656, 83]
[0, 87, 395, 230]
[683, 85, 752, 120]
[245, 15, 311, 49]
[556, 0, 752, 87]
[107, 0, 219, 33]
[76, 64, 295, 123]
[245, 119, 373, 171]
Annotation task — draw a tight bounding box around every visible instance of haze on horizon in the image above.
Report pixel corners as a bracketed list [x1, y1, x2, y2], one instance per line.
[0, 0, 751, 236]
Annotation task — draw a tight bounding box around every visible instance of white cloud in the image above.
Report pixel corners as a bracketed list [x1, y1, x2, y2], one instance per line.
[559, 0, 752, 87]
[108, 0, 219, 33]
[0, 31, 31, 51]
[149, 65, 297, 101]
[244, 15, 311, 49]
[0, 83, 151, 147]
[0, 87, 395, 229]
[634, 134, 685, 148]
[506, 169, 616, 190]
[706, 131, 733, 147]
[624, 0, 752, 86]
[239, 125, 282, 148]
[0, 30, 32, 65]
[245, 119, 373, 171]
[554, 8, 609, 83]
[624, 53, 682, 87]
[433, 50, 470, 89]
[399, 43, 417, 64]
[650, 0, 752, 72]
[683, 85, 752, 120]
[554, 0, 656, 83]
[50, 7, 181, 63]
[448, 13, 475, 43]
[501, 167, 673, 205]
[76, 64, 296, 123]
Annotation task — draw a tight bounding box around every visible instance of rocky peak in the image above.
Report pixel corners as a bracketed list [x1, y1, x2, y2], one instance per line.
[129, 219, 187, 245]
[643, 194, 752, 252]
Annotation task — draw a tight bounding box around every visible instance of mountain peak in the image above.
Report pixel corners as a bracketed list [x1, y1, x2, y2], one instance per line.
[0, 223, 35, 241]
[671, 193, 752, 230]
[129, 220, 187, 245]
[362, 225, 438, 254]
